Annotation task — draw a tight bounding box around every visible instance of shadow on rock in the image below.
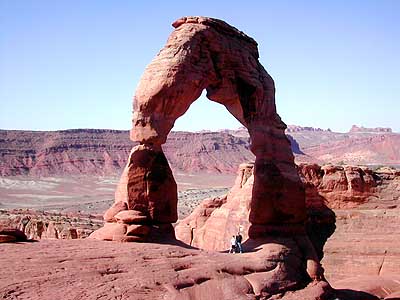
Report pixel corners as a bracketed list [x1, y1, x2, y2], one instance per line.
[305, 202, 336, 261]
[334, 289, 380, 300]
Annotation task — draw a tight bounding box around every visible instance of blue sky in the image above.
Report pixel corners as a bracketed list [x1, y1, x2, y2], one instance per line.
[1, 0, 399, 132]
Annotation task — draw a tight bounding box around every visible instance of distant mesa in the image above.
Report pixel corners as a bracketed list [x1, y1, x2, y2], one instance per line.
[286, 125, 331, 132]
[349, 124, 392, 133]
[1, 125, 400, 177]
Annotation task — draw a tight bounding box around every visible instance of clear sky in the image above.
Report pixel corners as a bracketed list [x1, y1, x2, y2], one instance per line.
[1, 0, 399, 133]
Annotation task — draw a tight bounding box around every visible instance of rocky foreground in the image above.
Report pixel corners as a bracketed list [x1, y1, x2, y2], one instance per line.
[1, 238, 399, 300]
[0, 239, 345, 299]
[1, 163, 399, 299]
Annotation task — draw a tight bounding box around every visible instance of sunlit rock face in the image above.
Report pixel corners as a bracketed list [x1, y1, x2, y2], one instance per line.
[91, 16, 306, 243]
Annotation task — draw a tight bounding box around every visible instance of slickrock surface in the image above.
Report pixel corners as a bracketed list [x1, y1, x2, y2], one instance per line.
[0, 163, 398, 298]
[322, 207, 400, 283]
[300, 165, 400, 286]
[1, 239, 395, 300]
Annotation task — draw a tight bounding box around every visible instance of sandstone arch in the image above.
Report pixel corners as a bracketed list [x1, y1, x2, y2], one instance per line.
[90, 16, 306, 242]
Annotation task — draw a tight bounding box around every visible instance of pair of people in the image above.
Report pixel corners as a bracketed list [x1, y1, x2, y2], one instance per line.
[229, 233, 243, 253]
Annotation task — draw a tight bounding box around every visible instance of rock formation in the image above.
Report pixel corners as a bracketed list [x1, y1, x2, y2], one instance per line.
[0, 227, 27, 243]
[0, 129, 255, 176]
[285, 125, 331, 132]
[177, 162, 400, 292]
[91, 16, 306, 243]
[176, 162, 398, 249]
[2, 127, 400, 176]
[85, 17, 332, 298]
[298, 164, 379, 209]
[0, 209, 103, 240]
[176, 163, 334, 259]
[3, 238, 387, 300]
[350, 125, 392, 133]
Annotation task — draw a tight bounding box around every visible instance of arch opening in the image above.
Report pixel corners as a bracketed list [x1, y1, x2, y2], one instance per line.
[92, 16, 307, 244]
[172, 91, 243, 132]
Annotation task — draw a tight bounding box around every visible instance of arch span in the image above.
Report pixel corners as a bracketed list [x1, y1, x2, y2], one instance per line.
[91, 16, 306, 242]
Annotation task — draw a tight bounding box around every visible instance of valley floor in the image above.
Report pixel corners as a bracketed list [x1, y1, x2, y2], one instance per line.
[0, 173, 235, 219]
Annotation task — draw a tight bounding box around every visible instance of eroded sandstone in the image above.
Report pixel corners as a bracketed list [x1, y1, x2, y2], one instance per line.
[0, 209, 102, 240]
[92, 16, 306, 243]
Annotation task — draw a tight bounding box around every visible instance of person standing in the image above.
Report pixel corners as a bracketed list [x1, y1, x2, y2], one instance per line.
[229, 235, 237, 253]
[235, 232, 243, 253]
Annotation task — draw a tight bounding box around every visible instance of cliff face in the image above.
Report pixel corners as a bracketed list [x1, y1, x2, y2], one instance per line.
[175, 163, 400, 287]
[1, 127, 399, 176]
[298, 164, 380, 209]
[0, 129, 254, 176]
[303, 133, 400, 165]
[0, 129, 132, 176]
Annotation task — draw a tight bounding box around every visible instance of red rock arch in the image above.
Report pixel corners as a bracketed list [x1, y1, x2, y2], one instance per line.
[90, 17, 306, 242]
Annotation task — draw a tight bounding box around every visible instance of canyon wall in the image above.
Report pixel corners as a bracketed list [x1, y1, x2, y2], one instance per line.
[2, 128, 399, 177]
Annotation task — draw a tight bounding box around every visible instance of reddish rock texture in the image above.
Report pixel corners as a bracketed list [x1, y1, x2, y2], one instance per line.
[177, 163, 398, 249]
[176, 162, 400, 296]
[176, 163, 251, 250]
[298, 164, 379, 209]
[334, 276, 400, 299]
[299, 164, 400, 286]
[176, 163, 324, 285]
[0, 209, 103, 240]
[116, 144, 178, 223]
[87, 17, 328, 297]
[298, 164, 400, 209]
[92, 16, 305, 242]
[4, 239, 384, 300]
[176, 163, 333, 249]
[2, 127, 400, 177]
[0, 129, 132, 176]
[0, 129, 255, 176]
[303, 133, 400, 166]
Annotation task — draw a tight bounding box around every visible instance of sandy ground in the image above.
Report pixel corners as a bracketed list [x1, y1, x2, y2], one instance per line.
[0, 172, 235, 219]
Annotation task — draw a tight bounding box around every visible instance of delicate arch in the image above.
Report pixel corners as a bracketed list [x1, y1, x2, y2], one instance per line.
[92, 16, 306, 243]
